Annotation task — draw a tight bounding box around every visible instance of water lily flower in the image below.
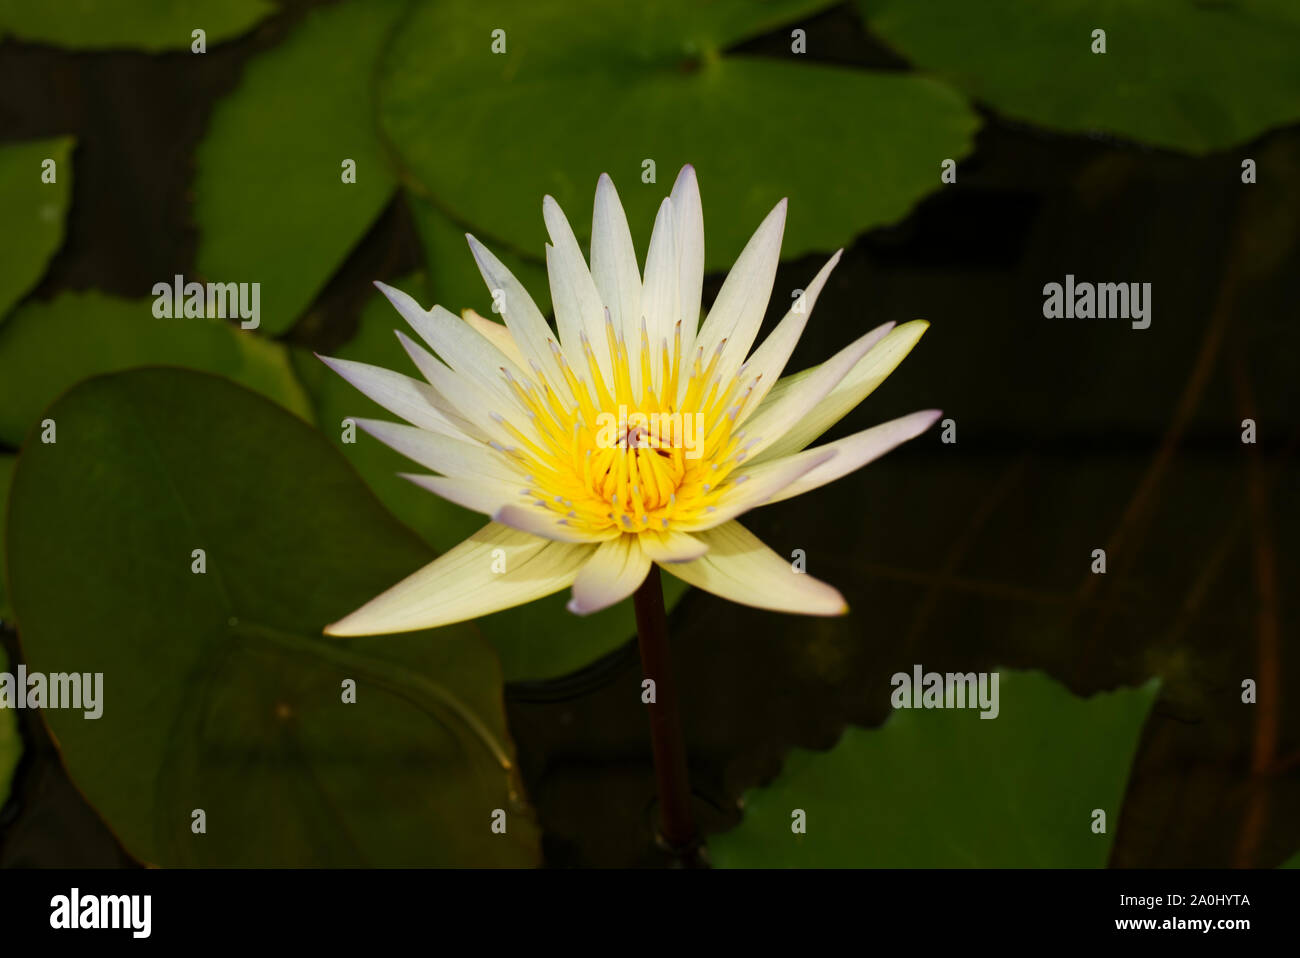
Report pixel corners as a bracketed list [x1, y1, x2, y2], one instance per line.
[321, 167, 936, 635]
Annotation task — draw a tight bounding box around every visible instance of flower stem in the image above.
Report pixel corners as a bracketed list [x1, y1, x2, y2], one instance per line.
[633, 565, 699, 856]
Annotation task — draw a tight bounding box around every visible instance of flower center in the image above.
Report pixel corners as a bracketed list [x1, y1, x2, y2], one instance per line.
[496, 315, 761, 535]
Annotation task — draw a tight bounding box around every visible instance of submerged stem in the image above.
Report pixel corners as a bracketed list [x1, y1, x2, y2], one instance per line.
[633, 565, 699, 858]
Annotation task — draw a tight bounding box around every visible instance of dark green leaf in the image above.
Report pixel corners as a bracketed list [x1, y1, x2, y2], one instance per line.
[193, 0, 403, 334]
[711, 669, 1159, 867]
[0, 137, 72, 320]
[7, 368, 539, 865]
[0, 291, 313, 446]
[0, 0, 273, 51]
[858, 0, 1300, 154]
[379, 0, 978, 268]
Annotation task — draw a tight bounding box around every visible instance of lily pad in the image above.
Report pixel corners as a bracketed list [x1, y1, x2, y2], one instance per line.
[379, 0, 978, 267]
[0, 137, 72, 320]
[294, 270, 686, 683]
[0, 0, 273, 51]
[711, 669, 1159, 867]
[6, 368, 539, 866]
[0, 291, 313, 446]
[193, 0, 403, 335]
[407, 194, 550, 319]
[857, 0, 1300, 154]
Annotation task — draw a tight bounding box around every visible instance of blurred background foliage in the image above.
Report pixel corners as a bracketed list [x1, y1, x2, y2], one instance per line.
[0, 0, 1296, 867]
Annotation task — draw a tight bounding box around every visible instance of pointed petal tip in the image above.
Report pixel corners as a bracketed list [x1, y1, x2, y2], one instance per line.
[810, 584, 850, 617]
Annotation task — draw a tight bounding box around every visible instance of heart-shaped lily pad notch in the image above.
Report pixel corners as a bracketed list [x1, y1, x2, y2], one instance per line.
[379, 0, 978, 268]
[7, 368, 539, 866]
[711, 669, 1159, 867]
[0, 136, 73, 321]
[858, 0, 1300, 154]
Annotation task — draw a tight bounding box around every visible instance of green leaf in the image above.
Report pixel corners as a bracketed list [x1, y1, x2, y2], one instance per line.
[857, 0, 1300, 154]
[0, 454, 13, 620]
[294, 266, 685, 682]
[7, 368, 539, 866]
[711, 669, 1159, 867]
[379, 0, 978, 269]
[0, 642, 19, 809]
[0, 137, 72, 320]
[0, 291, 313, 446]
[0, 0, 273, 51]
[193, 0, 403, 335]
[407, 193, 551, 320]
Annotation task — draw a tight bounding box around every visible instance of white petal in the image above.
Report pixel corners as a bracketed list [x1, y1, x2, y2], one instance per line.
[394, 330, 515, 445]
[738, 317, 895, 428]
[669, 165, 704, 361]
[494, 503, 619, 544]
[691, 198, 786, 396]
[660, 521, 846, 616]
[590, 173, 642, 371]
[316, 353, 466, 439]
[637, 529, 708, 563]
[353, 418, 523, 484]
[401, 473, 524, 517]
[751, 320, 931, 463]
[735, 251, 846, 420]
[375, 282, 523, 405]
[674, 447, 836, 532]
[641, 196, 678, 390]
[543, 196, 612, 383]
[462, 308, 529, 370]
[765, 409, 943, 504]
[568, 535, 652, 615]
[324, 522, 595, 635]
[466, 232, 574, 405]
[734, 324, 885, 460]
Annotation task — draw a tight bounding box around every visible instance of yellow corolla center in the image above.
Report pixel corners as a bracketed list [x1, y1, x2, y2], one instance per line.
[497, 315, 759, 535]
